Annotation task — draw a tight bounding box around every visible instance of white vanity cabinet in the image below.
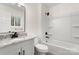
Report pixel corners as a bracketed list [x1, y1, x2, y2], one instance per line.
[0, 38, 34, 55]
[17, 39, 34, 55]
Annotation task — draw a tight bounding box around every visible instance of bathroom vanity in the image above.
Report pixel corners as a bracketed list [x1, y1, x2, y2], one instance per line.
[0, 34, 35, 55]
[0, 4, 30, 55]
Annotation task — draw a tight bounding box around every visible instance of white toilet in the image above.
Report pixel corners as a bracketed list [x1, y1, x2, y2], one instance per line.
[34, 37, 48, 55]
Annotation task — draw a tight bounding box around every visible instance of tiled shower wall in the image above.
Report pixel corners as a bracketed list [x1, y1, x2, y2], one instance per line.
[42, 3, 79, 45]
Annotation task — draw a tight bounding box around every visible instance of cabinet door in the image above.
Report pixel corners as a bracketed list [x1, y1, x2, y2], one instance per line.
[24, 39, 34, 55]
[0, 43, 20, 55]
[18, 39, 34, 55]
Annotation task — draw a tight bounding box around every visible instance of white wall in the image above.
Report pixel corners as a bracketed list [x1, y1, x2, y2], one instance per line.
[49, 3, 79, 44]
[41, 4, 49, 35]
[25, 3, 42, 35]
[50, 3, 79, 17]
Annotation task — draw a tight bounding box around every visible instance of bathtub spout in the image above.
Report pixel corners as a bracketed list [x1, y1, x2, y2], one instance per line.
[46, 36, 49, 39]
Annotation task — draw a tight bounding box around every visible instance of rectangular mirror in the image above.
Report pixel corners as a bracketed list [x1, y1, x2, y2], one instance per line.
[0, 3, 25, 33]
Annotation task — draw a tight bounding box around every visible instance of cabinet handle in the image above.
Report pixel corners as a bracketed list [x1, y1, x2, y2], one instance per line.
[18, 48, 25, 55]
[18, 48, 22, 55]
[18, 52, 21, 55]
[23, 50, 25, 55]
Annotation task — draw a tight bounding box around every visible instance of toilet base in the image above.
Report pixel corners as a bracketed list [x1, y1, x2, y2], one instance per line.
[34, 47, 48, 55]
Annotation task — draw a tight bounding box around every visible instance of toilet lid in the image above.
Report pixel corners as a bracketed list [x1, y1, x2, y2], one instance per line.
[35, 44, 48, 52]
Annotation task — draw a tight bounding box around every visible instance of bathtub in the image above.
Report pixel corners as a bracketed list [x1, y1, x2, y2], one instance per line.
[42, 39, 79, 55]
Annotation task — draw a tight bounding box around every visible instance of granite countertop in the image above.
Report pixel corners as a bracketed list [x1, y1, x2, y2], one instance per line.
[0, 34, 36, 48]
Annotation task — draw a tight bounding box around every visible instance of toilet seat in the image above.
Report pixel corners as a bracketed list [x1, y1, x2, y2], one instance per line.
[35, 44, 48, 52]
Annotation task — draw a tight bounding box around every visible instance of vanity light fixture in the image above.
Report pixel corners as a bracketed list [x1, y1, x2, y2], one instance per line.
[17, 3, 25, 7]
[11, 3, 25, 7]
